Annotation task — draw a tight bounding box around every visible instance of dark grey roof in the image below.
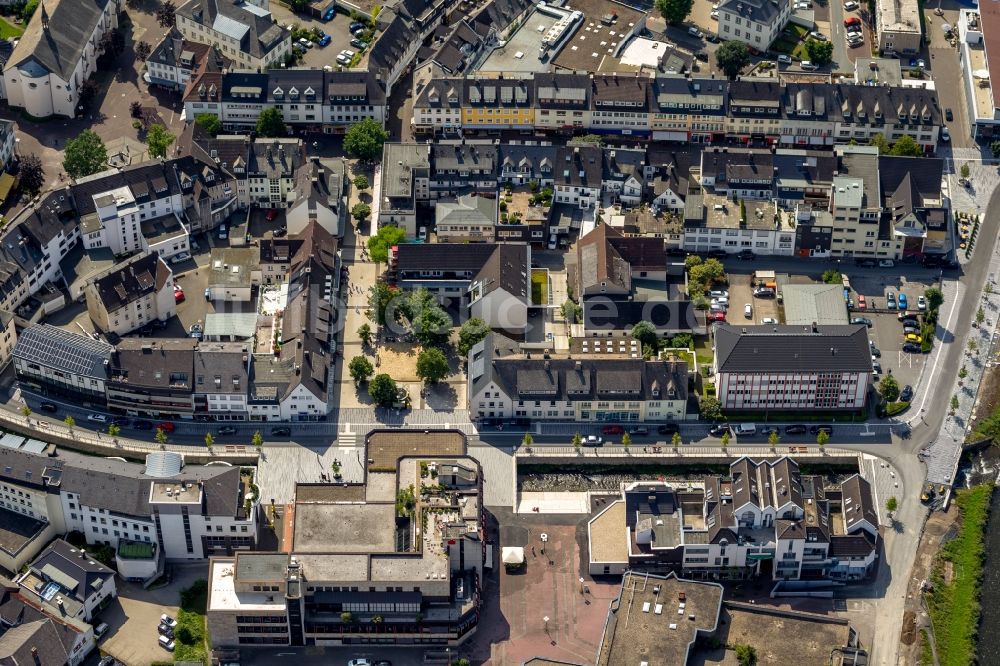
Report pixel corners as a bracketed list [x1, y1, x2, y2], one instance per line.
[583, 298, 697, 333]
[109, 338, 198, 390]
[177, 0, 286, 60]
[719, 0, 785, 25]
[714, 324, 872, 373]
[27, 539, 114, 605]
[0, 507, 47, 559]
[472, 244, 529, 300]
[555, 145, 602, 188]
[0, 616, 74, 666]
[828, 531, 877, 558]
[6, 0, 112, 80]
[394, 242, 497, 274]
[91, 251, 171, 313]
[13, 325, 113, 379]
[841, 474, 878, 534]
[194, 343, 249, 396]
[878, 155, 943, 205]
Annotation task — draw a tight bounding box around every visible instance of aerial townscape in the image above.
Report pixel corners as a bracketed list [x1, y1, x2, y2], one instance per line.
[0, 0, 999, 664]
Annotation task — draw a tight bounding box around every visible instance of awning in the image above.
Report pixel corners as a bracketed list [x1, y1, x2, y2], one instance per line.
[747, 553, 774, 561]
[502, 547, 525, 565]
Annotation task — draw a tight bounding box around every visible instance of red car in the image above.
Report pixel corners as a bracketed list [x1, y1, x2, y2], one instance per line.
[844, 16, 860, 26]
[157, 422, 175, 433]
[708, 311, 727, 322]
[265, 209, 279, 221]
[601, 425, 624, 435]
[857, 294, 866, 310]
[174, 287, 185, 303]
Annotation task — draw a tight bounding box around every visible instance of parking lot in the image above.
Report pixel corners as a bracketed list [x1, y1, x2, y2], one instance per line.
[98, 566, 202, 666]
[268, 3, 369, 68]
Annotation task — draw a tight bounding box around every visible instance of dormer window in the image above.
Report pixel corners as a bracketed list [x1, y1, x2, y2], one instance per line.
[273, 87, 283, 99]
[304, 86, 315, 97]
[289, 87, 299, 99]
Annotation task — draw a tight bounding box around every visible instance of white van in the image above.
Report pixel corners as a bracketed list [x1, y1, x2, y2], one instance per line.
[734, 423, 757, 436]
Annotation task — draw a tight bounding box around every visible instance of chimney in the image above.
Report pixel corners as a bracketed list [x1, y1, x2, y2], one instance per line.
[812, 321, 818, 333]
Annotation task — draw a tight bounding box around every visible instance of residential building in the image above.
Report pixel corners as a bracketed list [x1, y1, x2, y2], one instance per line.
[553, 145, 602, 209]
[12, 324, 113, 403]
[1, 0, 121, 118]
[0, 310, 16, 370]
[206, 247, 261, 302]
[875, 0, 922, 55]
[467, 244, 530, 331]
[0, 579, 95, 666]
[0, 445, 258, 561]
[106, 338, 198, 418]
[193, 342, 250, 420]
[175, 0, 291, 71]
[713, 324, 873, 411]
[284, 158, 346, 238]
[468, 334, 691, 422]
[146, 28, 225, 91]
[601, 147, 646, 206]
[435, 194, 497, 242]
[17, 539, 116, 624]
[84, 251, 176, 336]
[206, 455, 484, 648]
[590, 74, 651, 137]
[717, 0, 792, 51]
[959, 7, 999, 140]
[379, 143, 430, 237]
[429, 142, 498, 199]
[588, 457, 880, 582]
[568, 224, 667, 298]
[0, 120, 16, 173]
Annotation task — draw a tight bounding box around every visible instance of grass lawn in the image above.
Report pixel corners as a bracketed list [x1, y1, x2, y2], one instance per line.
[926, 484, 991, 666]
[771, 38, 798, 54]
[693, 335, 714, 366]
[0, 17, 23, 40]
[793, 42, 811, 60]
[175, 580, 209, 664]
[531, 269, 548, 306]
[785, 23, 809, 39]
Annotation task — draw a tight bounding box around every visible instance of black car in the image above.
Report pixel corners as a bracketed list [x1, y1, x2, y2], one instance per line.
[762, 426, 779, 436]
[39, 402, 58, 412]
[809, 424, 834, 435]
[900, 385, 914, 402]
[851, 317, 873, 327]
[111, 417, 130, 427]
[218, 426, 238, 435]
[784, 424, 808, 435]
[270, 426, 291, 436]
[902, 342, 922, 353]
[737, 249, 755, 260]
[133, 420, 154, 430]
[856, 258, 877, 268]
[900, 318, 920, 328]
[665, 248, 687, 257]
[945, 108, 953, 121]
[708, 423, 730, 437]
[657, 423, 680, 435]
[706, 249, 728, 259]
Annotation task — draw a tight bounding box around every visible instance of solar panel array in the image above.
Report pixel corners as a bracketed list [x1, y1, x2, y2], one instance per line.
[17, 326, 112, 378]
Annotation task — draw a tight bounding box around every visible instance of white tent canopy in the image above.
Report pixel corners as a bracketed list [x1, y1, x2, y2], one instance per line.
[502, 547, 525, 565]
[974, 69, 991, 80]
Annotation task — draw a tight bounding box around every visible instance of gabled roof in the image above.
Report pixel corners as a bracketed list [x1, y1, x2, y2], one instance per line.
[12, 325, 113, 379]
[177, 0, 286, 60]
[471, 243, 529, 300]
[5, 0, 113, 81]
[714, 324, 872, 373]
[574, 224, 666, 294]
[26, 539, 114, 606]
[90, 251, 171, 313]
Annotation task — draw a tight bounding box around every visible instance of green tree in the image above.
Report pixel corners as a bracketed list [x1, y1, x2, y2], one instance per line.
[879, 374, 900, 402]
[734, 643, 758, 666]
[622, 433, 631, 448]
[561, 299, 582, 323]
[739, 199, 747, 222]
[21, 0, 39, 21]
[572, 433, 583, 450]
[353, 174, 369, 190]
[204, 433, 215, 448]
[816, 430, 829, 447]
[924, 287, 944, 311]
[351, 202, 372, 223]
[405, 289, 452, 347]
[155, 0, 176, 28]
[655, 0, 693, 24]
[721, 431, 730, 447]
[671, 332, 694, 349]
[684, 254, 703, 270]
[885, 496, 898, 515]
[368, 373, 399, 406]
[631, 320, 658, 350]
[343, 118, 389, 161]
[416, 347, 450, 384]
[869, 134, 893, 155]
[155, 427, 168, 445]
[367, 281, 401, 326]
[144, 124, 175, 159]
[19, 405, 31, 419]
[992, 140, 1000, 159]
[367, 225, 407, 264]
[18, 154, 45, 193]
[672, 431, 682, 448]
[523, 433, 533, 447]
[699, 396, 723, 422]
[716, 41, 751, 79]
[63, 130, 108, 179]
[457, 317, 491, 357]
[195, 113, 222, 137]
[805, 39, 834, 66]
[108, 424, 120, 438]
[889, 135, 923, 157]
[251, 431, 263, 450]
[349, 355, 375, 384]
[821, 269, 842, 284]
[135, 40, 152, 62]
[968, 339, 978, 353]
[255, 108, 286, 138]
[961, 163, 971, 180]
[959, 365, 968, 380]
[340, 611, 353, 623]
[357, 323, 372, 346]
[64, 415, 75, 430]
[768, 430, 780, 447]
[977, 306, 986, 326]
[951, 394, 960, 411]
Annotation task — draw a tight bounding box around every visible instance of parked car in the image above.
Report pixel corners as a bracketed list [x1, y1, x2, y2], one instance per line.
[87, 413, 109, 423]
[39, 402, 58, 412]
[160, 615, 177, 628]
[708, 423, 730, 437]
[218, 426, 238, 435]
[753, 287, 776, 298]
[851, 317, 873, 327]
[350, 21, 366, 30]
[174, 287, 185, 303]
[111, 417, 129, 427]
[711, 297, 729, 307]
[800, 60, 818, 70]
[601, 425, 624, 435]
[348, 660, 372, 666]
[323, 7, 335, 19]
[708, 289, 729, 298]
[917, 295, 927, 310]
[809, 424, 834, 435]
[903, 326, 920, 335]
[688, 26, 703, 38]
[941, 128, 951, 142]
[158, 623, 174, 638]
[157, 422, 176, 434]
[902, 342, 922, 353]
[744, 303, 753, 319]
[318, 34, 331, 47]
[870, 344, 881, 358]
[945, 108, 954, 121]
[709, 303, 727, 313]
[905, 333, 923, 343]
[584, 435, 604, 446]
[737, 249, 755, 260]
[784, 424, 808, 435]
[844, 0, 859, 9]
[351, 38, 368, 49]
[857, 294, 866, 309]
[878, 259, 895, 267]
[886, 292, 896, 309]
[95, 622, 110, 638]
[777, 54, 792, 64]
[809, 31, 827, 40]
[708, 311, 727, 323]
[133, 420, 154, 430]
[217, 225, 228, 240]
[898, 293, 908, 310]
[872, 359, 882, 375]
[761, 317, 778, 324]
[270, 426, 291, 436]
[298, 37, 313, 49]
[844, 16, 861, 26]
[158, 635, 175, 652]
[628, 426, 649, 436]
[900, 385, 914, 402]
[169, 251, 191, 264]
[657, 423, 680, 435]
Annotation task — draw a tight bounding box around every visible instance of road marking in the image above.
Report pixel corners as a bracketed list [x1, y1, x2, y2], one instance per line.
[915, 282, 961, 417]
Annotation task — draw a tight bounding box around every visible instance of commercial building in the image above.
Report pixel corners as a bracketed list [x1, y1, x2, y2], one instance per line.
[106, 338, 199, 418]
[713, 324, 872, 411]
[1, 0, 121, 118]
[959, 7, 1000, 140]
[207, 454, 484, 647]
[175, 0, 291, 72]
[588, 457, 880, 582]
[875, 0, 922, 55]
[146, 28, 226, 91]
[206, 247, 261, 302]
[84, 251, 176, 336]
[434, 194, 497, 242]
[193, 342, 251, 421]
[12, 324, 114, 403]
